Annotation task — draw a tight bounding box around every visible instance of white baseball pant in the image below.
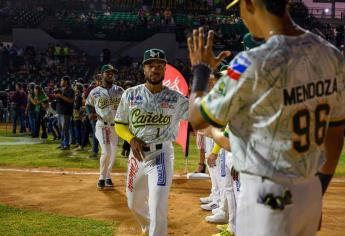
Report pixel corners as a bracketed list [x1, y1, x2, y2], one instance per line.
[95, 120, 118, 180]
[236, 173, 322, 236]
[126, 142, 174, 236]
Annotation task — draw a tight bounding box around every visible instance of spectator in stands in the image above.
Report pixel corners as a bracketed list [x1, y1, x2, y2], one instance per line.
[31, 85, 48, 140]
[11, 82, 27, 134]
[55, 76, 75, 150]
[25, 82, 36, 137]
[84, 74, 102, 158]
[46, 99, 60, 141]
[73, 82, 84, 150]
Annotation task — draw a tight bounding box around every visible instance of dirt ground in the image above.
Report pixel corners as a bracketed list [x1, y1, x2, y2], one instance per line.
[0, 169, 344, 236]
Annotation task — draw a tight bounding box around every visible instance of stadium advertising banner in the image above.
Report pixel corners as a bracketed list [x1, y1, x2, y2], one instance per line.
[163, 64, 189, 157]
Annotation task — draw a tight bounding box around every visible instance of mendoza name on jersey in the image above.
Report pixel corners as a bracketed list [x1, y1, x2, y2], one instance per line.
[131, 108, 171, 128]
[283, 78, 337, 106]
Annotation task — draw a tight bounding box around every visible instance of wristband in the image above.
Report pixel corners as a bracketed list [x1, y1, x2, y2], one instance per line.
[191, 64, 212, 93]
[316, 172, 333, 195]
[211, 143, 221, 155]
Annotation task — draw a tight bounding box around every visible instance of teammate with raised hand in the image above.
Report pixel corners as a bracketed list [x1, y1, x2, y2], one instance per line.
[188, 0, 345, 235]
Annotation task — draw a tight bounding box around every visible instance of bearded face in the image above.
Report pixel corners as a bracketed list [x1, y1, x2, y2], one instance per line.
[143, 60, 166, 85]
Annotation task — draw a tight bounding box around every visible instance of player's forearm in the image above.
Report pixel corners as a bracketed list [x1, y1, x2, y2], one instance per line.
[115, 123, 135, 143]
[212, 129, 230, 152]
[318, 125, 344, 194]
[189, 93, 210, 130]
[320, 126, 344, 174]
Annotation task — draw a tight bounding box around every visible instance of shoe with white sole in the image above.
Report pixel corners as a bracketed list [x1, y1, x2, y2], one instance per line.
[200, 196, 213, 204]
[212, 207, 224, 215]
[205, 211, 228, 224]
[201, 201, 219, 211]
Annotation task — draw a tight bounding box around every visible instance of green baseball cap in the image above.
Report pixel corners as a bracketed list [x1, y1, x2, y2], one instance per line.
[226, 0, 240, 10]
[101, 64, 118, 73]
[242, 33, 264, 50]
[142, 48, 167, 64]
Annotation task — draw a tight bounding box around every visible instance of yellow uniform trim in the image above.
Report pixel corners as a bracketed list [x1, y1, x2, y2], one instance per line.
[200, 99, 226, 128]
[114, 123, 135, 143]
[211, 143, 221, 155]
[226, 0, 240, 10]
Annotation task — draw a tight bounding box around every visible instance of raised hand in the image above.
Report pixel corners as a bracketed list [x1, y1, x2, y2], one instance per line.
[187, 27, 231, 69]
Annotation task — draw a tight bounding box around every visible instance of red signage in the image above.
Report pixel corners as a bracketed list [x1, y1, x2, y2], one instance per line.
[163, 64, 189, 156]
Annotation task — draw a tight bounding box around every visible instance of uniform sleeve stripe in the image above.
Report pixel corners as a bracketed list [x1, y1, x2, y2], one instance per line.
[114, 120, 129, 125]
[200, 101, 225, 128]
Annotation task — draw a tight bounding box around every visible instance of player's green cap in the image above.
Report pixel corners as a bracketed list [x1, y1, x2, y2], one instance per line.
[242, 33, 265, 50]
[142, 48, 167, 64]
[226, 0, 240, 10]
[101, 64, 118, 73]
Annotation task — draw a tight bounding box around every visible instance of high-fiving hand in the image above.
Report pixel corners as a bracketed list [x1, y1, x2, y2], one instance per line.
[187, 27, 231, 69]
[130, 137, 147, 162]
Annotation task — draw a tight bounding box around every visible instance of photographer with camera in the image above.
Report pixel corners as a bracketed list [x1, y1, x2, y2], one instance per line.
[55, 76, 75, 150]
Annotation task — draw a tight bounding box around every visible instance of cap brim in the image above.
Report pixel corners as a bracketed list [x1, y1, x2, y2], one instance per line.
[142, 58, 167, 64]
[103, 68, 118, 73]
[226, 0, 240, 10]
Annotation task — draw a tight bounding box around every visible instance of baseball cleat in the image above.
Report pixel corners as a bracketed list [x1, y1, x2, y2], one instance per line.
[212, 207, 223, 215]
[205, 211, 228, 224]
[105, 179, 114, 187]
[89, 152, 97, 159]
[97, 180, 105, 190]
[216, 224, 228, 232]
[201, 201, 219, 211]
[200, 196, 213, 204]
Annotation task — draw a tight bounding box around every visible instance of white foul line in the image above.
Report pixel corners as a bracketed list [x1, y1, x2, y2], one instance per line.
[0, 168, 189, 179]
[0, 168, 344, 183]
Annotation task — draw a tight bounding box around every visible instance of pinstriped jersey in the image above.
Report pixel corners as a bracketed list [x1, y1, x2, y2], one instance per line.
[114, 84, 188, 143]
[86, 85, 124, 124]
[201, 31, 345, 180]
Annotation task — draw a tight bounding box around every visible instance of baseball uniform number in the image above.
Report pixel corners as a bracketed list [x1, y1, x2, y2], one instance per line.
[292, 103, 330, 153]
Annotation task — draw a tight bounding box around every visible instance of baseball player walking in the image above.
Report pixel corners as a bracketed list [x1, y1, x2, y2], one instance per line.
[115, 49, 188, 236]
[188, 0, 345, 235]
[86, 65, 124, 190]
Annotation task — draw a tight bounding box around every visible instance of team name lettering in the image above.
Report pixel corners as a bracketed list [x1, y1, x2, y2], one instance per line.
[283, 78, 337, 106]
[97, 97, 121, 109]
[131, 109, 171, 128]
[128, 157, 138, 192]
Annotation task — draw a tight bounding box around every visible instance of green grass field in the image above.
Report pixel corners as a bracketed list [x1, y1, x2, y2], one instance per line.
[0, 134, 344, 176]
[0, 131, 345, 235]
[0, 135, 200, 173]
[0, 204, 117, 236]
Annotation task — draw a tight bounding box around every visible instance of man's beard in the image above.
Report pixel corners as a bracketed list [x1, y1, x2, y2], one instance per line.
[146, 76, 164, 85]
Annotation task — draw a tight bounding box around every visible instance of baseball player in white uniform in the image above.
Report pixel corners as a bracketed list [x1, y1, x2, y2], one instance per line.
[86, 64, 124, 190]
[187, 0, 345, 235]
[114, 49, 188, 236]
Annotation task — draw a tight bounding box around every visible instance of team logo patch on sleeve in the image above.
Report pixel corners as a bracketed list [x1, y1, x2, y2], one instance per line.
[156, 153, 166, 186]
[227, 56, 251, 81]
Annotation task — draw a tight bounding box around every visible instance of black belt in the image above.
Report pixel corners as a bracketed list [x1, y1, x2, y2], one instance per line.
[143, 144, 163, 152]
[103, 122, 114, 126]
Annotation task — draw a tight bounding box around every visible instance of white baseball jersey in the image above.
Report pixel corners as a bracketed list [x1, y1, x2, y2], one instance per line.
[86, 85, 124, 123]
[201, 31, 345, 180]
[115, 84, 188, 143]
